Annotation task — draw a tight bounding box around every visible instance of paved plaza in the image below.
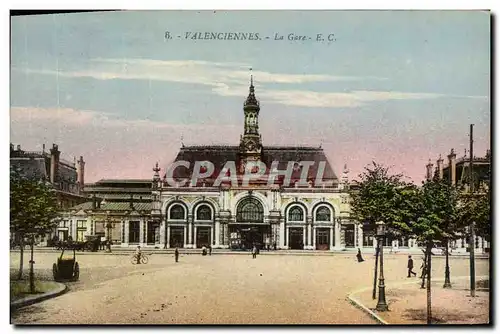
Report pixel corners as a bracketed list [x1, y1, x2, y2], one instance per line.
[10, 251, 489, 324]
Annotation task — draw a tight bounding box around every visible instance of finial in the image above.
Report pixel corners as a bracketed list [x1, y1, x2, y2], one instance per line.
[153, 162, 160, 173]
[180, 133, 184, 147]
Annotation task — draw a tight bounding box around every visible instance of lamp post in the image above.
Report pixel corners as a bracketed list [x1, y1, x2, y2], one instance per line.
[105, 217, 112, 253]
[376, 221, 389, 311]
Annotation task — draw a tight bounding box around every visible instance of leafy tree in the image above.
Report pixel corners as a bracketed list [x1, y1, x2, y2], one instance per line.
[350, 162, 407, 232]
[406, 176, 460, 323]
[458, 191, 491, 242]
[350, 162, 411, 300]
[10, 167, 60, 291]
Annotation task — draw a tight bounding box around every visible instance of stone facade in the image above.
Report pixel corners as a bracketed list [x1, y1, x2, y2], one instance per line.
[60, 80, 489, 254]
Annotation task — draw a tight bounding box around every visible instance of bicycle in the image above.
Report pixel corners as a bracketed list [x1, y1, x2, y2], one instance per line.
[130, 253, 149, 264]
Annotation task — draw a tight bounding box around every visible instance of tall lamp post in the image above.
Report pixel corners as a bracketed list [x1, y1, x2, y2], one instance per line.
[105, 217, 113, 253]
[376, 221, 389, 311]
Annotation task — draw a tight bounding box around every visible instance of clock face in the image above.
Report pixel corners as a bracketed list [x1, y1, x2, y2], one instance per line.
[246, 141, 256, 151]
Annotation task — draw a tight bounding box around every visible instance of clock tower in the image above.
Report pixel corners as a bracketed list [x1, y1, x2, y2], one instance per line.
[239, 76, 263, 172]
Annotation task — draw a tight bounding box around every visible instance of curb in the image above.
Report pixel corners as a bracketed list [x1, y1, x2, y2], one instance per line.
[347, 294, 388, 324]
[347, 275, 489, 325]
[11, 282, 68, 310]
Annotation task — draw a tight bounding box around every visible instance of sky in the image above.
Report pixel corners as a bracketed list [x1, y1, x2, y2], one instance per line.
[10, 10, 490, 183]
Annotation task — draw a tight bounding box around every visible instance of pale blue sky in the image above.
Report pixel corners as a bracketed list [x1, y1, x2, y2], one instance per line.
[10, 10, 490, 182]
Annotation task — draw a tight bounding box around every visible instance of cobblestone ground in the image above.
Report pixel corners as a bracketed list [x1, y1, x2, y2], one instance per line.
[10, 251, 489, 324]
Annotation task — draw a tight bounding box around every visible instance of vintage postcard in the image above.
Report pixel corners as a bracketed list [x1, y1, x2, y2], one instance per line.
[9, 10, 490, 325]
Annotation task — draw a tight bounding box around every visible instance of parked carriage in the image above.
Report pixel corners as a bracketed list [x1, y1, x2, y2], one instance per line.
[53, 247, 80, 281]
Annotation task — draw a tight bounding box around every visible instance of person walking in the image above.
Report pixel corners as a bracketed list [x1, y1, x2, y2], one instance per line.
[208, 244, 212, 256]
[407, 255, 417, 277]
[356, 248, 364, 262]
[420, 256, 427, 279]
[174, 247, 179, 263]
[252, 244, 257, 259]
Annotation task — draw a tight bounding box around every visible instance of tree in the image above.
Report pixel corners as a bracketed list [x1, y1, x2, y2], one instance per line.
[408, 177, 459, 324]
[350, 162, 409, 300]
[429, 177, 461, 288]
[458, 190, 491, 242]
[350, 162, 409, 233]
[10, 167, 60, 292]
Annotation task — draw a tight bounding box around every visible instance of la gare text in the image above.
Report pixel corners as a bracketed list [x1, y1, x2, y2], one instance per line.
[165, 31, 336, 42]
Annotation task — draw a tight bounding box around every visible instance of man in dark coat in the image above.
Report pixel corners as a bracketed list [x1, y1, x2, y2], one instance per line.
[174, 247, 179, 262]
[356, 248, 364, 262]
[407, 255, 417, 277]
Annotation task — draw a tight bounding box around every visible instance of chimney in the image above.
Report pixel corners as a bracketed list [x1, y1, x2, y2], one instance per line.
[50, 144, 61, 184]
[437, 155, 444, 180]
[10, 143, 14, 152]
[77, 156, 85, 186]
[447, 148, 457, 185]
[17, 144, 21, 151]
[425, 159, 434, 181]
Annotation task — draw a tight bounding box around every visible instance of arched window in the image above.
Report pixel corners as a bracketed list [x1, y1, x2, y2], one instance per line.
[236, 197, 264, 223]
[288, 206, 304, 221]
[315, 206, 331, 221]
[196, 205, 212, 221]
[169, 204, 185, 220]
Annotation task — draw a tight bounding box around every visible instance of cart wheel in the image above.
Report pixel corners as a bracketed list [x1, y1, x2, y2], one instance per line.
[131, 255, 138, 265]
[141, 255, 149, 264]
[53, 263, 58, 280]
[73, 262, 80, 281]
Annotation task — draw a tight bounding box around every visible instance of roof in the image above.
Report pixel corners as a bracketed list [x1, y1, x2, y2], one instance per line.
[84, 193, 152, 200]
[168, 145, 338, 187]
[70, 201, 152, 212]
[95, 179, 151, 184]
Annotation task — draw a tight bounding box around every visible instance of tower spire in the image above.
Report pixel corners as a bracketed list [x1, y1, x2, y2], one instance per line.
[250, 67, 253, 90]
[244, 69, 259, 107]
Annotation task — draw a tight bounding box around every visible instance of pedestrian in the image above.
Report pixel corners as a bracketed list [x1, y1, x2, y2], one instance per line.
[407, 255, 417, 277]
[356, 248, 364, 262]
[252, 244, 257, 259]
[208, 244, 212, 256]
[202, 245, 207, 256]
[420, 256, 427, 279]
[273, 241, 277, 250]
[135, 245, 142, 264]
[174, 247, 179, 262]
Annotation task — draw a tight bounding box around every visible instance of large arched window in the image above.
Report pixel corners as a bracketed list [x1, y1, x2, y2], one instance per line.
[169, 204, 185, 220]
[236, 197, 264, 223]
[196, 205, 212, 221]
[315, 206, 331, 221]
[288, 206, 304, 221]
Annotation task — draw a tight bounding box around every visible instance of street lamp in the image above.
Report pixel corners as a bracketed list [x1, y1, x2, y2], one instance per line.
[376, 221, 389, 311]
[105, 217, 113, 253]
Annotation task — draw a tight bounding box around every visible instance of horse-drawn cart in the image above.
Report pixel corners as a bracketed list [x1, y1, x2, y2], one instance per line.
[53, 248, 79, 281]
